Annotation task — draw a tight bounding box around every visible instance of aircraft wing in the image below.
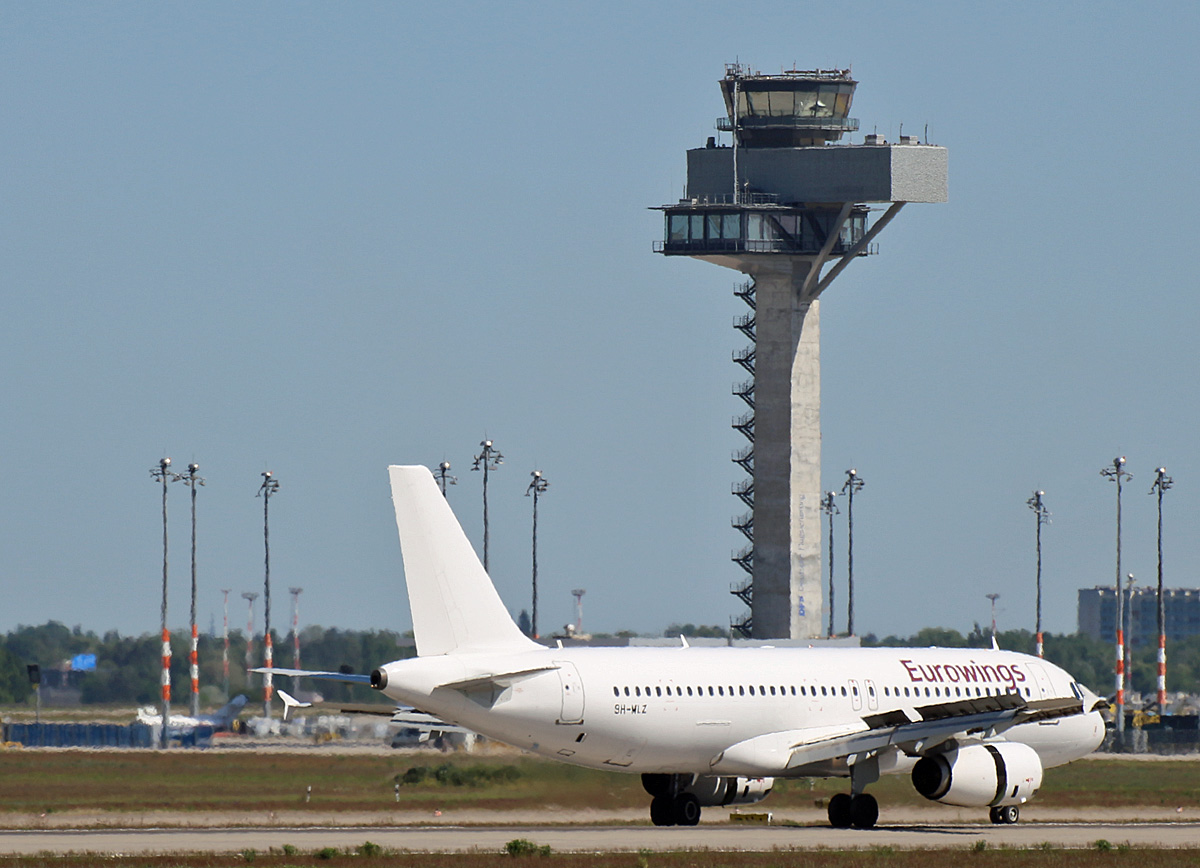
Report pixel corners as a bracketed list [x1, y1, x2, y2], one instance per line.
[713, 693, 1086, 776]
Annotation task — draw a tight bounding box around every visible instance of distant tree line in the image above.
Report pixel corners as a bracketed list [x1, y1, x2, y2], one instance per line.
[1, 621, 1197, 707]
[0, 622, 413, 706]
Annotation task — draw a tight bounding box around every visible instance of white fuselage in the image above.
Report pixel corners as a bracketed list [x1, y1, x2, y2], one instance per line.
[376, 644, 1104, 778]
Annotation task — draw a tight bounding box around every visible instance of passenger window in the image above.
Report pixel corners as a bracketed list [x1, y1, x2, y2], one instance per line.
[748, 686, 755, 696]
[613, 687, 619, 697]
[739, 686, 745, 696]
[624, 687, 630, 696]
[769, 686, 776, 696]
[840, 686, 847, 697]
[635, 686, 641, 697]
[904, 687, 910, 697]
[656, 687, 662, 697]
[821, 686, 827, 696]
[759, 685, 766, 695]
[852, 686, 859, 696]
[686, 686, 693, 696]
[718, 686, 725, 696]
[924, 687, 931, 697]
[790, 686, 796, 696]
[708, 686, 714, 696]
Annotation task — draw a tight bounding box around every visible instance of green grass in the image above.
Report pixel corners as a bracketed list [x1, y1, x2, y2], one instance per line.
[0, 751, 1197, 815]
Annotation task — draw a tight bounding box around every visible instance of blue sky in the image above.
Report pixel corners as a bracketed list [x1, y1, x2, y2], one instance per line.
[2, 2, 1198, 643]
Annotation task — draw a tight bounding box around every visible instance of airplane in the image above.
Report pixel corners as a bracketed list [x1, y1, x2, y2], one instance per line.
[136, 694, 248, 741]
[258, 465, 1106, 829]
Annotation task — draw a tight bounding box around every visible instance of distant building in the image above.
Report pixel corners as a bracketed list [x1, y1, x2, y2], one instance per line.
[1078, 586, 1200, 645]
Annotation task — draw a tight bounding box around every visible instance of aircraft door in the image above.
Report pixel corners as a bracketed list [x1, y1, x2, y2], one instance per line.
[554, 661, 585, 724]
[848, 679, 863, 712]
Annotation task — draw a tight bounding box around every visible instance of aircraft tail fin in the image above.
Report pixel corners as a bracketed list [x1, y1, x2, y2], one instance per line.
[389, 465, 540, 657]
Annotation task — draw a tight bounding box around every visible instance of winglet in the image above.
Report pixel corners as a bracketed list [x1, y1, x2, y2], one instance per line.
[277, 689, 311, 722]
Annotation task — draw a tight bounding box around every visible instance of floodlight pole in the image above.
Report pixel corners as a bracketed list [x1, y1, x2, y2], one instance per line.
[149, 457, 178, 748]
[257, 471, 281, 718]
[221, 588, 231, 698]
[472, 440, 503, 573]
[526, 470, 549, 638]
[841, 469, 864, 636]
[1026, 490, 1050, 658]
[821, 492, 839, 638]
[181, 463, 205, 716]
[289, 587, 303, 670]
[242, 591, 258, 677]
[435, 461, 457, 497]
[1149, 467, 1173, 712]
[1124, 572, 1136, 701]
[1101, 456, 1131, 736]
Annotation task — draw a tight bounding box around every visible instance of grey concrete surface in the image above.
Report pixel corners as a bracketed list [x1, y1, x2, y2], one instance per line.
[2, 820, 1198, 855]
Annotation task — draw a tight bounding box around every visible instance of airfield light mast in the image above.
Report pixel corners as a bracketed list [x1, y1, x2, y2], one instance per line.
[1150, 467, 1173, 712]
[149, 457, 179, 748]
[1026, 490, 1050, 658]
[435, 461, 457, 497]
[1124, 573, 1136, 699]
[242, 591, 258, 693]
[472, 440, 503, 573]
[1101, 456, 1131, 737]
[257, 471, 281, 718]
[289, 587, 303, 670]
[655, 66, 945, 639]
[221, 588, 231, 698]
[842, 469, 864, 636]
[572, 588, 586, 634]
[181, 463, 204, 716]
[526, 470, 550, 638]
[986, 593, 1000, 641]
[821, 491, 839, 637]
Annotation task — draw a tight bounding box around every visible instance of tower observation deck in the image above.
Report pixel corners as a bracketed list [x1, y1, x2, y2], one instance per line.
[654, 65, 946, 640]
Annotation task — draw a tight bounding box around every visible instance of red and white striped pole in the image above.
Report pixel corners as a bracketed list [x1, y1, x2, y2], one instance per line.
[221, 589, 231, 698]
[258, 472, 280, 718]
[151, 457, 176, 749]
[290, 587, 303, 671]
[1151, 467, 1173, 712]
[1101, 457, 1129, 738]
[185, 463, 204, 717]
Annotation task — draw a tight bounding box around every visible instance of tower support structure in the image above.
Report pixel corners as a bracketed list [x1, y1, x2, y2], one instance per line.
[655, 64, 946, 639]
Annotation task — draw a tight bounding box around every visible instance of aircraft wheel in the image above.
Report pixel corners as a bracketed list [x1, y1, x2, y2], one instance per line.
[989, 807, 1003, 824]
[849, 793, 878, 829]
[649, 796, 675, 826]
[828, 792, 853, 828]
[673, 793, 701, 826]
[1000, 805, 1019, 824]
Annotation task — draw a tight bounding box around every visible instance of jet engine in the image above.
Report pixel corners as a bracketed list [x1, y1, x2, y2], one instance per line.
[911, 742, 1043, 807]
[643, 774, 773, 807]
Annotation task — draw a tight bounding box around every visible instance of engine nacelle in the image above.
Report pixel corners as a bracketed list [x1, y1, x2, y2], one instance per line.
[911, 743, 1043, 808]
[642, 774, 773, 807]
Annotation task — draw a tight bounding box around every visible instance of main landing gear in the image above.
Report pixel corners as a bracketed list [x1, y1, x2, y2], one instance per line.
[642, 774, 701, 827]
[827, 792, 878, 829]
[990, 805, 1020, 824]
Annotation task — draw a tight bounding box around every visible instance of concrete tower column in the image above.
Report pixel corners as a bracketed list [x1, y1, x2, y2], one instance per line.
[750, 264, 822, 639]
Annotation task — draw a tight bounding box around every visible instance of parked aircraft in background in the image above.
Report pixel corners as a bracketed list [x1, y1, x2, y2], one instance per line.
[136, 695, 248, 741]
[273, 688, 476, 749]
[259, 466, 1106, 829]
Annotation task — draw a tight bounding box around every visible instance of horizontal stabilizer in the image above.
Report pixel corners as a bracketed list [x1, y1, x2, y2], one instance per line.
[250, 666, 373, 685]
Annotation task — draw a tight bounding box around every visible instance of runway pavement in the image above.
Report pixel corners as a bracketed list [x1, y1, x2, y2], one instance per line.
[2, 820, 1199, 855]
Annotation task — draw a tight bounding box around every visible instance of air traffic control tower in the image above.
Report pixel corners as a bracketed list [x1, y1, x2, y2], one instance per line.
[655, 65, 946, 640]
